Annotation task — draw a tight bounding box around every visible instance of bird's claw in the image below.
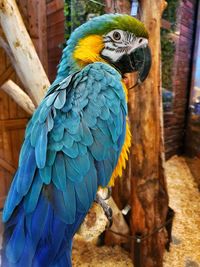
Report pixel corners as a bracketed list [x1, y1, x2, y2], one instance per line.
[95, 193, 113, 228]
[103, 187, 112, 200]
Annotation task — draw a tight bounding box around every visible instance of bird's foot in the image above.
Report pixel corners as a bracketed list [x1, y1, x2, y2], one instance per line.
[95, 193, 113, 228]
[102, 187, 112, 200]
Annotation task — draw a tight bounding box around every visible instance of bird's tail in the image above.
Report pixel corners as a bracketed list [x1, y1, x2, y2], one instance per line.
[52, 248, 72, 267]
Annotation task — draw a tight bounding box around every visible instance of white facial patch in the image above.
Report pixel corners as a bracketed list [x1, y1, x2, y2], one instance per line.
[101, 29, 148, 63]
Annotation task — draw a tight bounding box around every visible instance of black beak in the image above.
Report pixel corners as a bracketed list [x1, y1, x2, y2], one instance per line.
[110, 45, 151, 84]
[129, 45, 151, 83]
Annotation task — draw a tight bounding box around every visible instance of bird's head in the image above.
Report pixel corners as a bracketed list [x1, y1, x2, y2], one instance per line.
[57, 14, 151, 84]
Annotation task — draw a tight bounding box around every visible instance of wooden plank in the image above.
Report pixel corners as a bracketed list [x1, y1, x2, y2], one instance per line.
[47, 0, 64, 16]
[0, 90, 9, 120]
[47, 10, 65, 28]
[26, 0, 48, 73]
[0, 65, 14, 86]
[48, 33, 64, 50]
[47, 21, 65, 39]
[0, 118, 28, 131]
[0, 157, 15, 174]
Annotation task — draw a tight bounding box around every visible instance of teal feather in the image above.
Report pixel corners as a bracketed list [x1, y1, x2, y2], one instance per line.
[17, 146, 36, 195]
[65, 157, 83, 182]
[62, 131, 74, 148]
[54, 90, 66, 109]
[24, 171, 43, 213]
[80, 122, 93, 146]
[78, 143, 87, 155]
[46, 150, 57, 166]
[19, 138, 31, 167]
[52, 153, 66, 191]
[39, 166, 52, 184]
[35, 123, 48, 168]
[62, 142, 78, 158]
[31, 121, 41, 146]
[74, 181, 90, 212]
[51, 125, 64, 142]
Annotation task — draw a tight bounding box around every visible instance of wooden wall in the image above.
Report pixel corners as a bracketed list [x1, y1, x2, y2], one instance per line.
[164, 0, 198, 159]
[0, 0, 50, 208]
[46, 0, 65, 82]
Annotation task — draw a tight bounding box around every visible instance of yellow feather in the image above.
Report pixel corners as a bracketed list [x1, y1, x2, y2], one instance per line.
[108, 116, 132, 187]
[73, 35, 105, 66]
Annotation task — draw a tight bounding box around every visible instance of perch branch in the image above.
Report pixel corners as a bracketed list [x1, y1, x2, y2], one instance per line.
[1, 80, 35, 114]
[0, 0, 50, 105]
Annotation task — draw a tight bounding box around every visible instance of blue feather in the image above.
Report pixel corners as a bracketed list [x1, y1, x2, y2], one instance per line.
[51, 125, 64, 142]
[54, 90, 66, 109]
[46, 150, 57, 166]
[35, 123, 48, 168]
[17, 146, 36, 195]
[47, 111, 54, 132]
[19, 138, 31, 167]
[78, 143, 87, 155]
[52, 153, 66, 191]
[89, 138, 107, 161]
[39, 165, 52, 184]
[69, 153, 90, 176]
[3, 172, 22, 222]
[65, 157, 83, 182]
[39, 103, 51, 123]
[74, 181, 90, 212]
[46, 92, 59, 107]
[31, 121, 41, 147]
[62, 142, 79, 158]
[6, 214, 25, 263]
[23, 171, 43, 213]
[26, 194, 49, 249]
[81, 122, 93, 146]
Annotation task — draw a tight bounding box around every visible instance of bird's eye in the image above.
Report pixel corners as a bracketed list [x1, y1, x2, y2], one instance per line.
[113, 31, 121, 41]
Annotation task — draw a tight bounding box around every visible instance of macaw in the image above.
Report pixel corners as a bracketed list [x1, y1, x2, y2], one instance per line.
[1, 14, 151, 267]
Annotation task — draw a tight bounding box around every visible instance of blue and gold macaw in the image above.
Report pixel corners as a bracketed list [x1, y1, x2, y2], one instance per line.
[1, 14, 151, 267]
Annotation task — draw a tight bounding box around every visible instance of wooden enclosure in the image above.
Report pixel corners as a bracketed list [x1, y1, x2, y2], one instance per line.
[0, 0, 64, 209]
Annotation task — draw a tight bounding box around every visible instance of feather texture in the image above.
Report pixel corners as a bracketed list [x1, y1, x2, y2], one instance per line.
[2, 62, 128, 267]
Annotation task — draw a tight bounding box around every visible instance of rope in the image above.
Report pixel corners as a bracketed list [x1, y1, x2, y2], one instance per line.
[107, 216, 174, 242]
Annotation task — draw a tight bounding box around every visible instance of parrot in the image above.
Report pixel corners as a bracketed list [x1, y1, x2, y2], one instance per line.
[1, 14, 151, 267]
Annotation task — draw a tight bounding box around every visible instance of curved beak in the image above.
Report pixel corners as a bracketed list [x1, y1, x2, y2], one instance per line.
[129, 45, 151, 83]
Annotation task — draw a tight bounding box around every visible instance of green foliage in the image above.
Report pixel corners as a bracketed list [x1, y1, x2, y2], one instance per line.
[163, 0, 179, 30]
[64, 0, 105, 41]
[161, 29, 176, 91]
[161, 0, 179, 92]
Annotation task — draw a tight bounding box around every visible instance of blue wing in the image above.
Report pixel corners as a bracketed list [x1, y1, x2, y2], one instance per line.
[2, 62, 127, 266]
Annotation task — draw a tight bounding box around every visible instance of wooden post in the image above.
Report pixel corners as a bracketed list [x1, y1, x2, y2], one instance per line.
[129, 1, 168, 267]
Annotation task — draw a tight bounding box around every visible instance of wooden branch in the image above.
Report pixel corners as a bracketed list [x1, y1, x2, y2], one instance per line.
[0, 0, 50, 106]
[1, 80, 35, 114]
[77, 191, 129, 243]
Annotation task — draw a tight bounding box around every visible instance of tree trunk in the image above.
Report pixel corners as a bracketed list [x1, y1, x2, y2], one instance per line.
[129, 1, 168, 267]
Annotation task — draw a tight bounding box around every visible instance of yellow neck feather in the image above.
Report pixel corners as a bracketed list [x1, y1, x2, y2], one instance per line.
[73, 35, 105, 67]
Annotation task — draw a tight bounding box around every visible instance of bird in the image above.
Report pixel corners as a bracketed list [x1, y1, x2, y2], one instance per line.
[1, 14, 151, 267]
